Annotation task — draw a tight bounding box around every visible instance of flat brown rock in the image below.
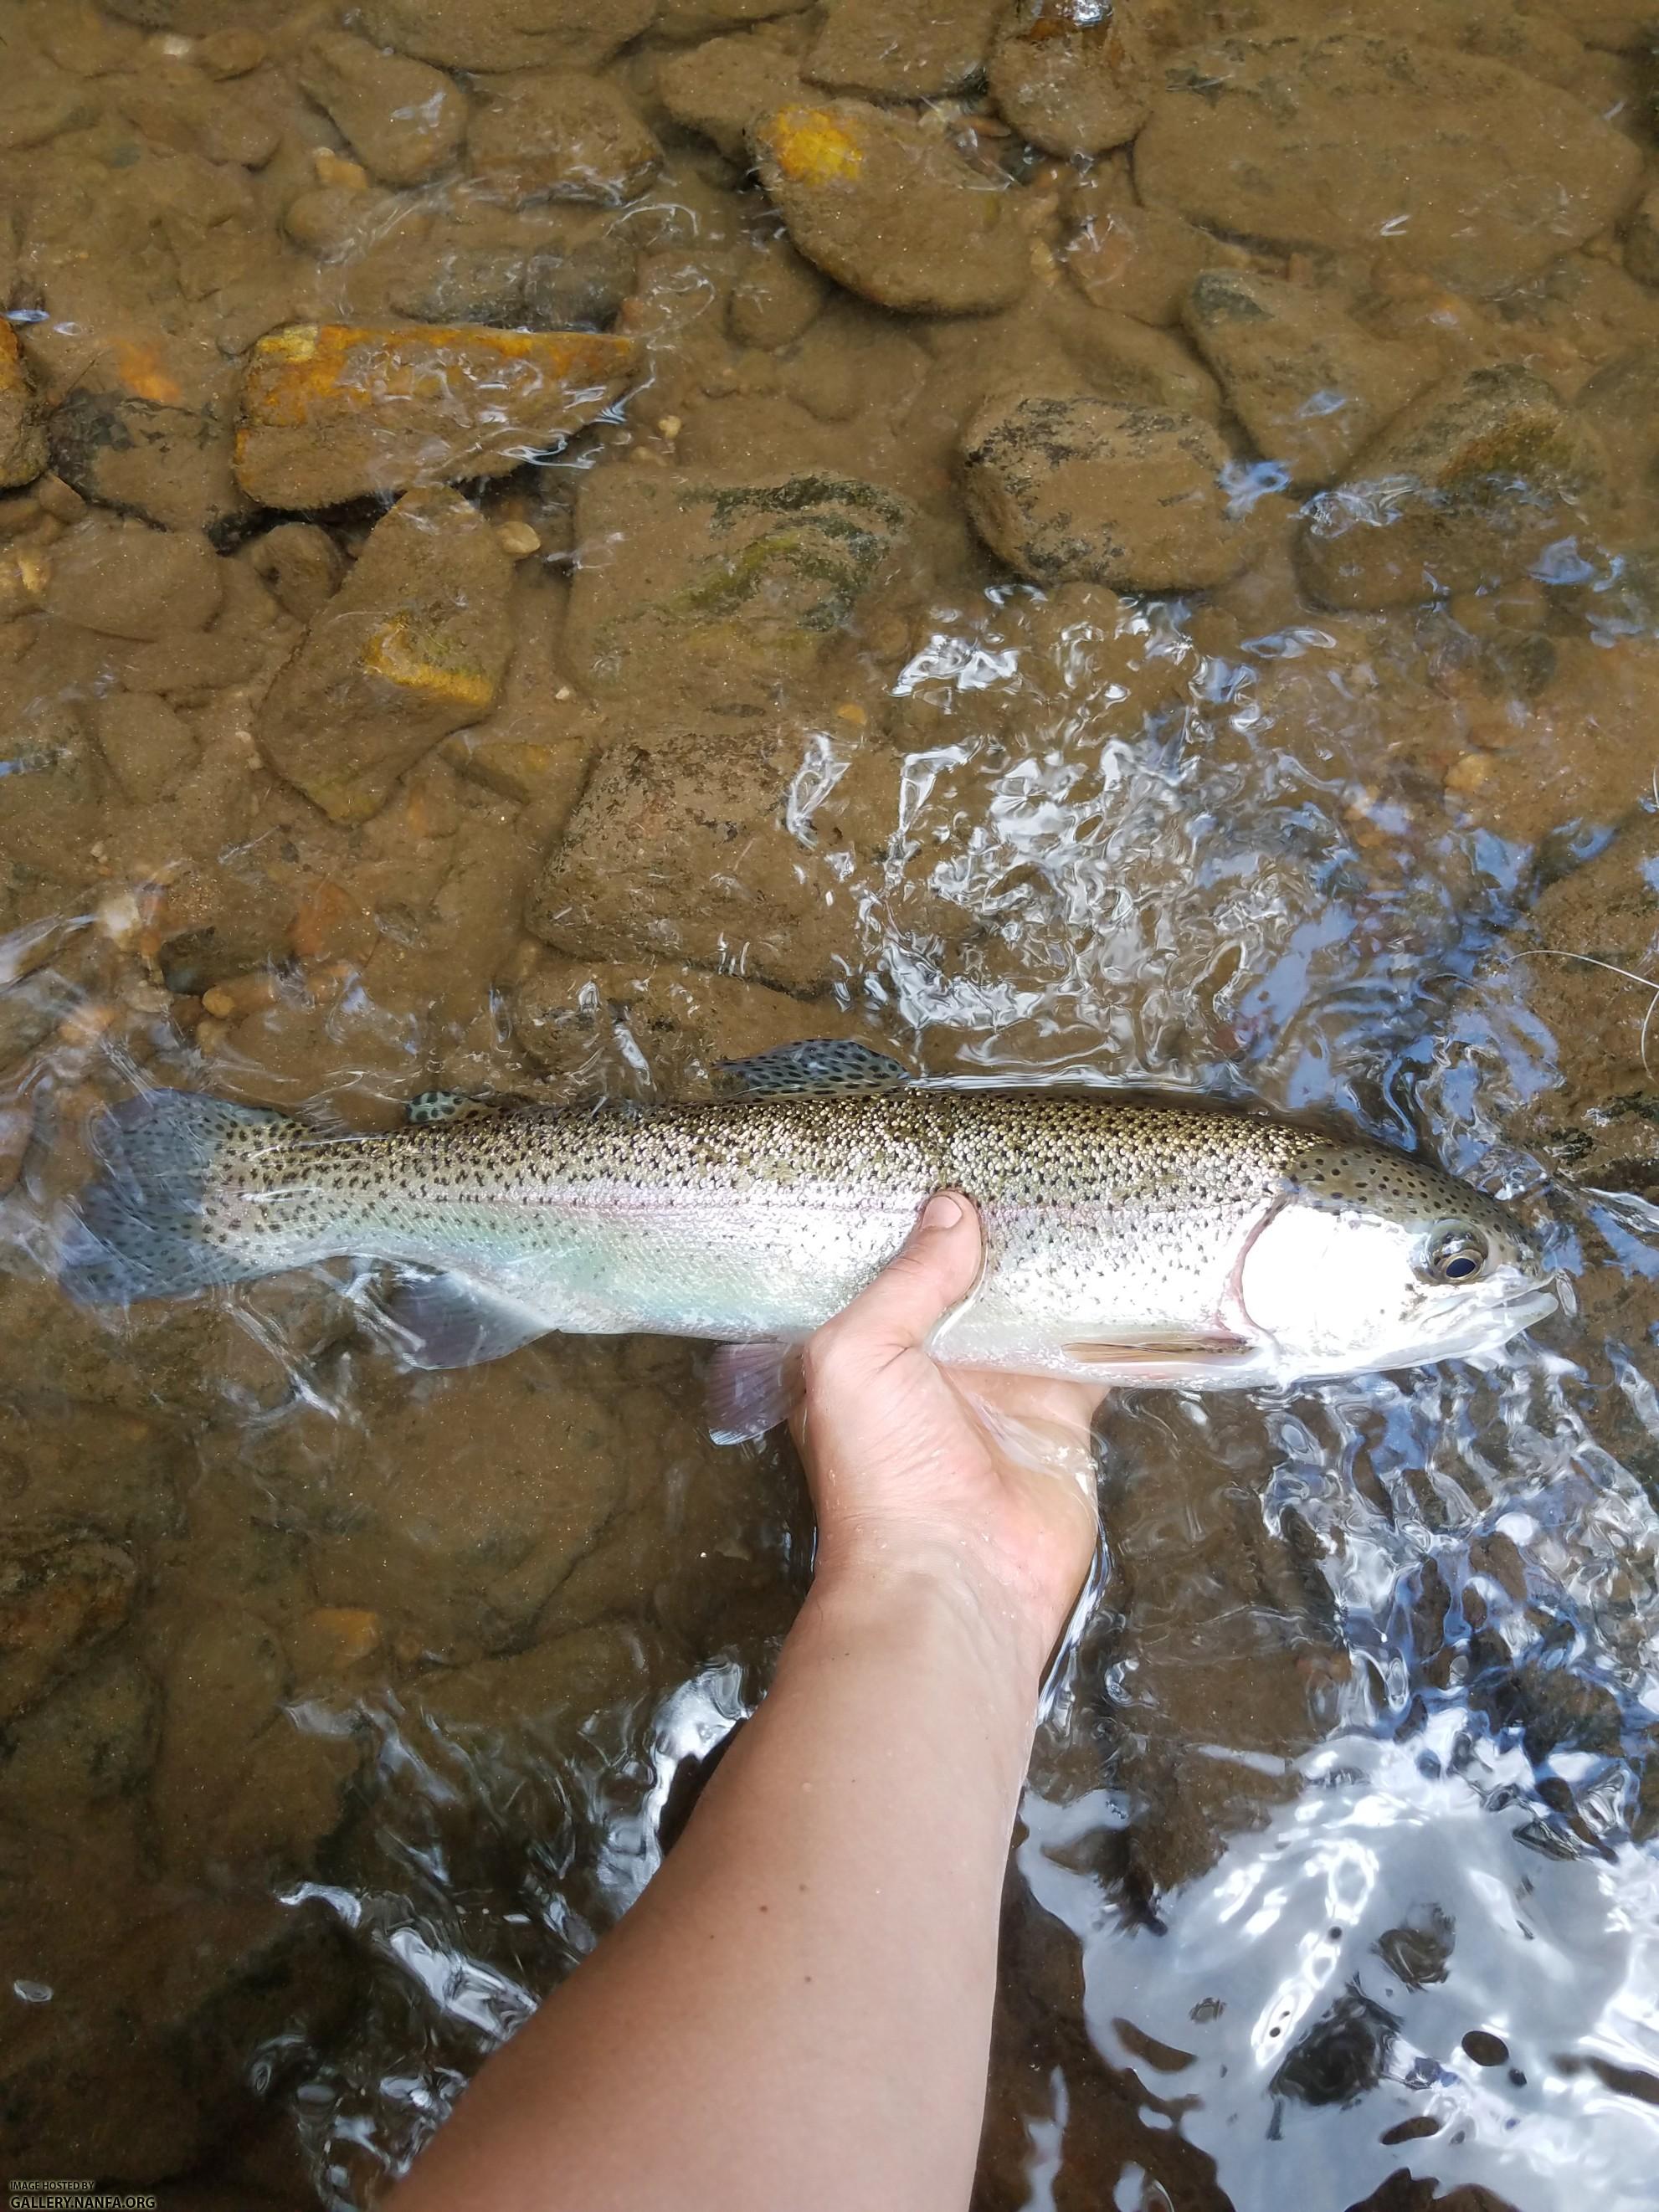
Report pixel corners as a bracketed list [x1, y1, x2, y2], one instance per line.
[564, 465, 912, 709]
[1135, 33, 1641, 295]
[988, 0, 1153, 157]
[256, 487, 514, 822]
[529, 726, 968, 993]
[234, 322, 637, 509]
[1297, 364, 1607, 608]
[960, 389, 1280, 590]
[298, 31, 468, 187]
[356, 0, 658, 71]
[752, 100, 1030, 315]
[806, 0, 1000, 100]
[0, 323, 44, 489]
[1181, 271, 1436, 488]
[467, 69, 661, 205]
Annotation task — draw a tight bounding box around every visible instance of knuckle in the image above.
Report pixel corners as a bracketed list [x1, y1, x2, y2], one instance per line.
[802, 1322, 860, 1394]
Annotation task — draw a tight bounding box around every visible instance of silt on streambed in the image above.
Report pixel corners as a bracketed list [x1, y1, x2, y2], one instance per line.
[0, 0, 1657, 2205]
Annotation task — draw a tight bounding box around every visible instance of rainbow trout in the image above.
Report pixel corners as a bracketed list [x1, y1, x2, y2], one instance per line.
[62, 1039, 1556, 1440]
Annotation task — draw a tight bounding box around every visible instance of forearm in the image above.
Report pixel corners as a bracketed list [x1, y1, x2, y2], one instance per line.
[387, 1561, 1045, 2212]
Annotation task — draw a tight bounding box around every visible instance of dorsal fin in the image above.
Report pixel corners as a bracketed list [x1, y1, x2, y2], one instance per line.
[714, 1039, 912, 1099]
[406, 1090, 511, 1128]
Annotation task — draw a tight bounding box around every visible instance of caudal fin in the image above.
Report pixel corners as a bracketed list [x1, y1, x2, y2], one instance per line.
[61, 1091, 295, 1305]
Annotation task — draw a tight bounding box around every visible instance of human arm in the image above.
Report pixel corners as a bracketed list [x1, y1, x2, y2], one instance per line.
[385, 1192, 1102, 2212]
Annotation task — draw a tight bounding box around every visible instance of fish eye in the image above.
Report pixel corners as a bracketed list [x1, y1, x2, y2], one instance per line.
[1420, 1225, 1490, 1286]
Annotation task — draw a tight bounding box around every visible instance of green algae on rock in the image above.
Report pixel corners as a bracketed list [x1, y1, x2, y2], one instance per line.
[565, 467, 912, 706]
[1298, 364, 1607, 610]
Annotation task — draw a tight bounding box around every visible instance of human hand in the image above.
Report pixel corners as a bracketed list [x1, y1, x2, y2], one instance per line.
[793, 1192, 1102, 1681]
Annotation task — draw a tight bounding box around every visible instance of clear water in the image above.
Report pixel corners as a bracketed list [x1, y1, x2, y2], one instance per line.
[1, 3, 1656, 2206]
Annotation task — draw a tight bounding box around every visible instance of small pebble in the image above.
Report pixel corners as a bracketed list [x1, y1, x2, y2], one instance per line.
[1445, 751, 1495, 795]
[495, 521, 542, 559]
[198, 28, 266, 79]
[312, 147, 371, 191]
[33, 475, 87, 525]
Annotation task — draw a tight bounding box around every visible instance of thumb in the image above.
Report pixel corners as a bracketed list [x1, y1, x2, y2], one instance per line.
[835, 1190, 984, 1358]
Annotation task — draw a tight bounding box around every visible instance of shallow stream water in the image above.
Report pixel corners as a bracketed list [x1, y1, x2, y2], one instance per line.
[2, 1, 1659, 2206]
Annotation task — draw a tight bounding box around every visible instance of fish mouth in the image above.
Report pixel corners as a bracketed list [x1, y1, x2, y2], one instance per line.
[1504, 1286, 1562, 1333]
[1417, 1277, 1559, 1366]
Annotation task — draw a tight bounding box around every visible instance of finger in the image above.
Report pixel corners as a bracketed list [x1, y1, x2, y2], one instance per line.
[832, 1189, 984, 1358]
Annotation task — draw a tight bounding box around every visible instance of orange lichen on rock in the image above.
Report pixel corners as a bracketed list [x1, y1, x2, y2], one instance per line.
[234, 322, 638, 509]
[108, 336, 184, 406]
[0, 320, 47, 488]
[362, 612, 501, 711]
[753, 105, 866, 187]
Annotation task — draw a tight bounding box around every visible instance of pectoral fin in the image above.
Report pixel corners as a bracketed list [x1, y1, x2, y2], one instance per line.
[1061, 1330, 1271, 1388]
[379, 1270, 551, 1368]
[1063, 1330, 1246, 1364]
[715, 1039, 912, 1098]
[706, 1338, 801, 1444]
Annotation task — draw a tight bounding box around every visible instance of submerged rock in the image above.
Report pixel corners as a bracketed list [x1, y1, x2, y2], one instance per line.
[1503, 815, 1659, 1195]
[378, 204, 638, 330]
[1572, 346, 1659, 512]
[1628, 186, 1659, 290]
[2, 1654, 160, 1810]
[806, 0, 999, 100]
[564, 465, 912, 706]
[49, 387, 248, 541]
[0, 322, 45, 489]
[245, 520, 346, 623]
[529, 725, 968, 993]
[42, 516, 223, 639]
[1135, 33, 1641, 295]
[752, 100, 1030, 315]
[959, 389, 1278, 590]
[356, 0, 658, 71]
[1064, 192, 1236, 329]
[1181, 271, 1435, 489]
[298, 31, 469, 188]
[234, 321, 638, 509]
[727, 233, 830, 349]
[467, 69, 661, 205]
[987, 0, 1153, 157]
[256, 487, 513, 823]
[0, 1531, 138, 1726]
[305, 1357, 632, 1655]
[511, 954, 873, 1089]
[92, 694, 198, 804]
[658, 21, 808, 164]
[1297, 365, 1605, 610]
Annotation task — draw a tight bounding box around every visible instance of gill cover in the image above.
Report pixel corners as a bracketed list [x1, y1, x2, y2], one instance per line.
[1236, 1140, 1547, 1374]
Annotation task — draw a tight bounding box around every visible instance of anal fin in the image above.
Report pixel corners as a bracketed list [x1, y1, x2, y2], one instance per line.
[378, 1270, 551, 1369]
[706, 1338, 801, 1444]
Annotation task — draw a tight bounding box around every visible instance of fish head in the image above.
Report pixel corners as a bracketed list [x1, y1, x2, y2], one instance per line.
[1236, 1139, 1557, 1378]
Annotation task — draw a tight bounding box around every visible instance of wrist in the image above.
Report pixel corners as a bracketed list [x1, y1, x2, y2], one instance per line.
[807, 1531, 1057, 1705]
